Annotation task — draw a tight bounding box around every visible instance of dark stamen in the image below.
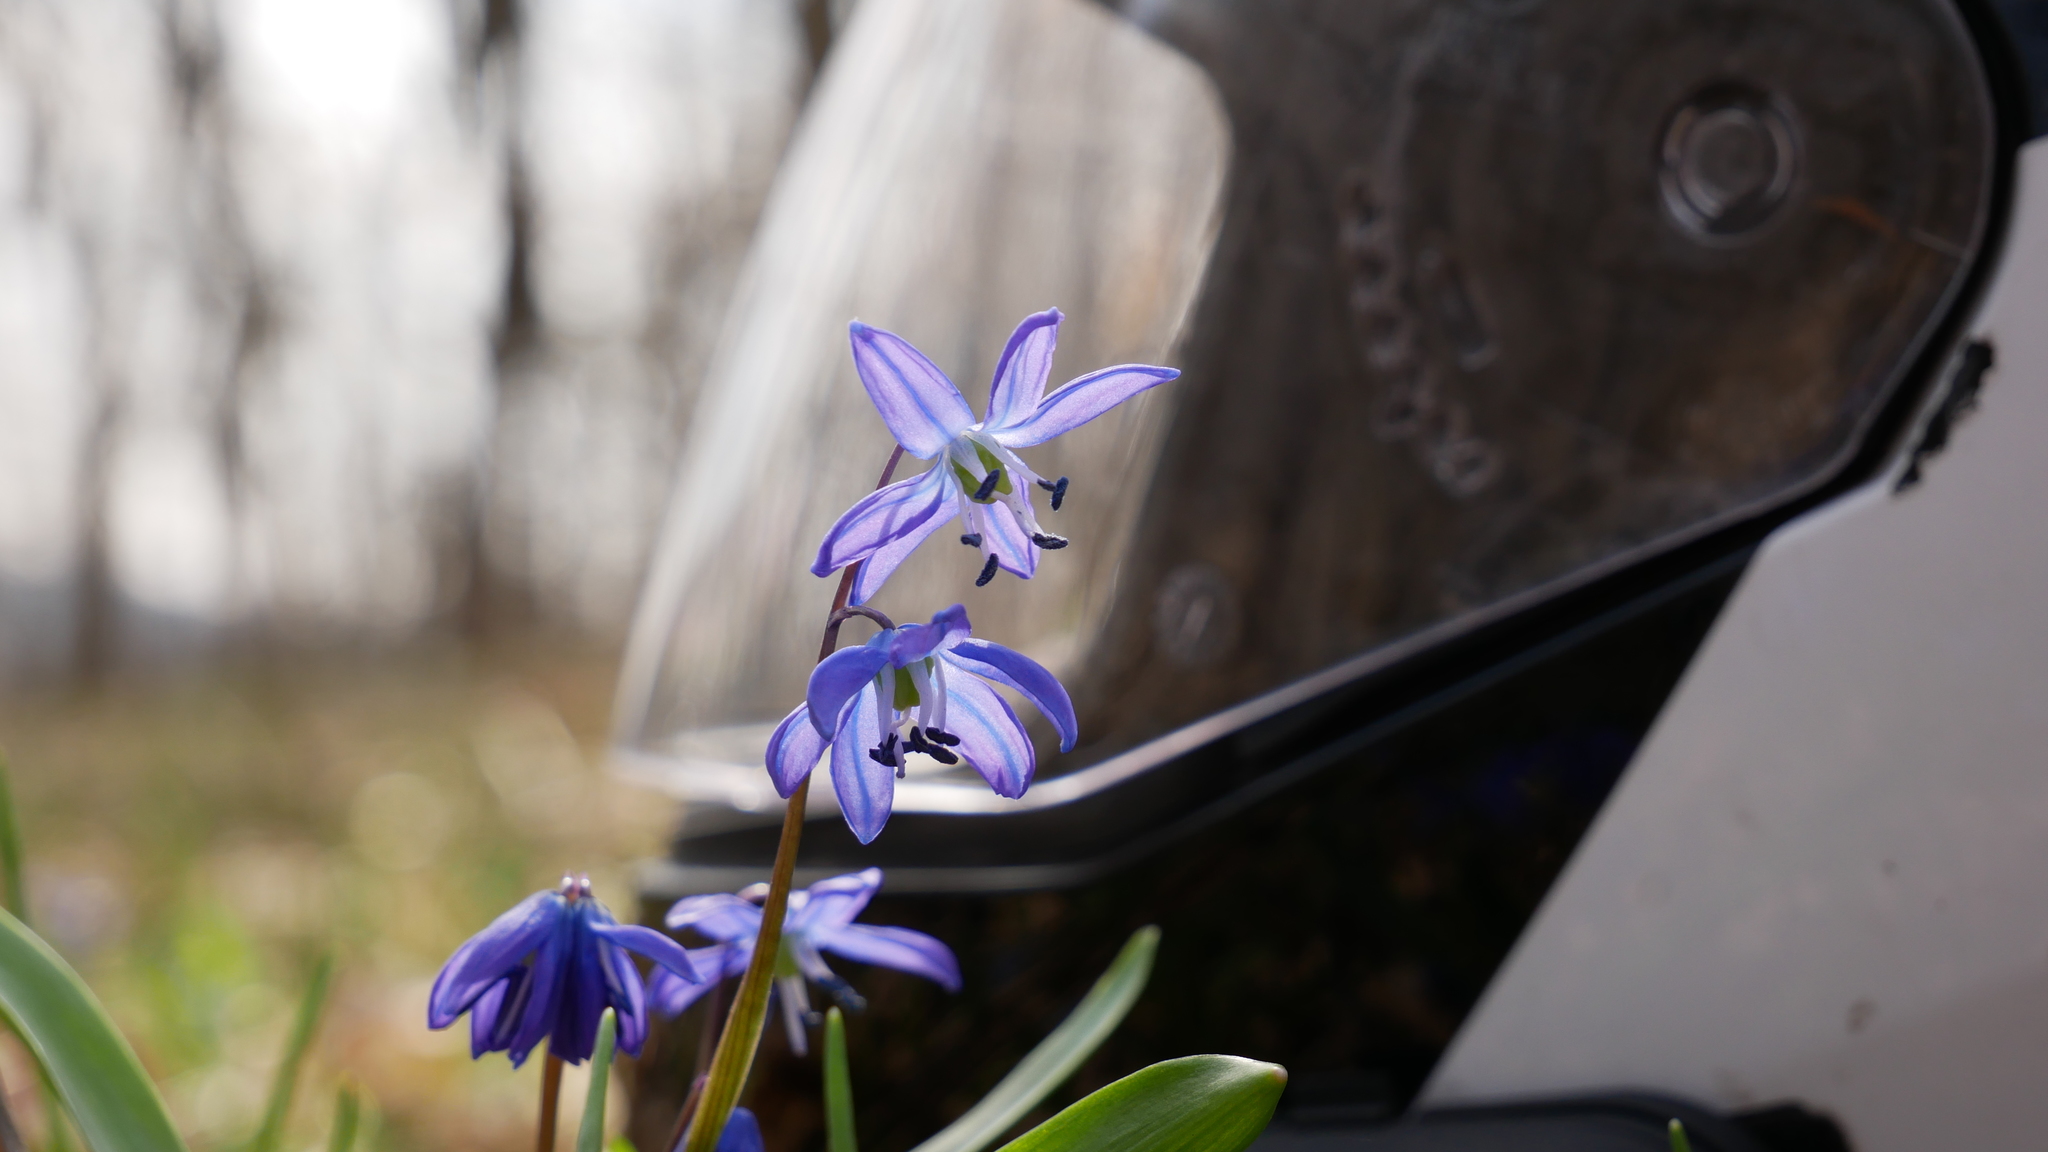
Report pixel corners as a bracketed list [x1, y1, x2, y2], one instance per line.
[960, 533, 983, 548]
[1037, 478, 1057, 492]
[928, 746, 959, 766]
[1051, 476, 1069, 510]
[925, 728, 961, 746]
[976, 554, 999, 586]
[973, 468, 1002, 502]
[1031, 532, 1069, 550]
[869, 747, 894, 767]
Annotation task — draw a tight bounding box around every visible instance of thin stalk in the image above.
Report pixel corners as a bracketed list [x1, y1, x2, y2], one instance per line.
[325, 1083, 360, 1152]
[0, 748, 25, 923]
[249, 954, 333, 1152]
[822, 1008, 856, 1152]
[681, 445, 903, 1152]
[538, 1055, 565, 1152]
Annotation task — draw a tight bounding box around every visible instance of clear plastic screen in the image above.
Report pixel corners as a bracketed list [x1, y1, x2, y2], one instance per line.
[613, 0, 1993, 816]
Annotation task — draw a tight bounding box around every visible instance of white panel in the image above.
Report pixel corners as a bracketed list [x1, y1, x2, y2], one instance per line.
[1421, 140, 2048, 1151]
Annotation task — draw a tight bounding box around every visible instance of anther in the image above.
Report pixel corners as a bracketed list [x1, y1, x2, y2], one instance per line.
[928, 746, 959, 766]
[1030, 532, 1069, 550]
[973, 468, 1002, 502]
[925, 728, 961, 746]
[976, 554, 1000, 586]
[1037, 476, 1070, 511]
[960, 533, 982, 548]
[820, 976, 868, 1013]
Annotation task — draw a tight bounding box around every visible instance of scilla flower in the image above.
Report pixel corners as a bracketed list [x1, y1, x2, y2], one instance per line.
[765, 604, 1076, 842]
[649, 869, 959, 1056]
[813, 308, 1179, 603]
[428, 874, 702, 1066]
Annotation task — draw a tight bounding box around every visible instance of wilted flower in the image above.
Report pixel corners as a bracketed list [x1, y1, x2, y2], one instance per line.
[765, 604, 1075, 843]
[427, 874, 702, 1066]
[649, 868, 959, 1056]
[814, 308, 1179, 603]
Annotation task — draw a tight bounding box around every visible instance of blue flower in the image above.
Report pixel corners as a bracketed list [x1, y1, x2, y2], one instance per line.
[427, 874, 703, 1066]
[764, 604, 1076, 843]
[813, 309, 1179, 603]
[648, 869, 959, 1056]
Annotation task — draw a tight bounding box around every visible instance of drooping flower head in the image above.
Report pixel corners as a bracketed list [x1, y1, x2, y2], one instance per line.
[764, 604, 1076, 843]
[427, 874, 703, 1066]
[648, 868, 959, 1056]
[813, 309, 1179, 603]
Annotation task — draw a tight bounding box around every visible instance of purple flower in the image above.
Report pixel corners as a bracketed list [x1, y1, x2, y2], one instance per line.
[714, 1109, 764, 1152]
[764, 604, 1076, 843]
[427, 874, 703, 1067]
[813, 308, 1179, 603]
[649, 869, 960, 1056]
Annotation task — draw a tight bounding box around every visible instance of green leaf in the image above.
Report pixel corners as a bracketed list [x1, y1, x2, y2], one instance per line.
[0, 907, 188, 1152]
[1668, 1119, 1693, 1152]
[324, 1084, 360, 1152]
[576, 1010, 617, 1152]
[995, 1055, 1284, 1152]
[824, 1008, 856, 1152]
[910, 926, 1160, 1152]
[0, 748, 27, 924]
[249, 954, 333, 1152]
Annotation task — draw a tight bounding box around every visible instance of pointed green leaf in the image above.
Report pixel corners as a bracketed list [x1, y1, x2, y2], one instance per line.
[824, 1008, 857, 1152]
[996, 1055, 1284, 1152]
[910, 926, 1159, 1152]
[576, 1010, 617, 1152]
[1668, 1119, 1693, 1152]
[0, 908, 187, 1152]
[324, 1084, 360, 1152]
[249, 954, 332, 1152]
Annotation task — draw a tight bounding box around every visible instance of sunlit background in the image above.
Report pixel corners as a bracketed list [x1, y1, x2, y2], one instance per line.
[0, 0, 823, 1147]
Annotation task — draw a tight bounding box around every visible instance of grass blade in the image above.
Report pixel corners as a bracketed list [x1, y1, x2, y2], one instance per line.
[995, 1055, 1285, 1152]
[324, 1084, 360, 1152]
[0, 748, 26, 924]
[576, 1010, 617, 1152]
[249, 953, 333, 1152]
[0, 907, 187, 1152]
[1668, 1119, 1693, 1152]
[824, 1008, 856, 1152]
[910, 926, 1159, 1152]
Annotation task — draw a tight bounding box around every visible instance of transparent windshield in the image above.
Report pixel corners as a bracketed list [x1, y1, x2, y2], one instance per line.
[614, 0, 1994, 817]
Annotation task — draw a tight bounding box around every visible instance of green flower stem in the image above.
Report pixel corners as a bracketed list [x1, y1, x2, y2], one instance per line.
[684, 445, 903, 1152]
[823, 1009, 856, 1152]
[324, 1084, 360, 1152]
[538, 1056, 565, 1152]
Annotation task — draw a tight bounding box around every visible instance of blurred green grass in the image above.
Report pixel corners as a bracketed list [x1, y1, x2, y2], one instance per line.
[0, 640, 676, 1152]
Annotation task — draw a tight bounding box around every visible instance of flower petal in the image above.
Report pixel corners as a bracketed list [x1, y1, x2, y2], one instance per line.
[982, 500, 1038, 579]
[600, 936, 650, 1058]
[983, 309, 1062, 430]
[502, 920, 571, 1067]
[715, 1108, 767, 1152]
[468, 972, 516, 1057]
[888, 605, 972, 665]
[664, 893, 764, 942]
[591, 922, 701, 983]
[787, 868, 883, 934]
[428, 890, 563, 1029]
[992, 364, 1180, 448]
[806, 645, 892, 739]
[941, 640, 1078, 751]
[849, 322, 975, 457]
[767, 704, 829, 797]
[648, 944, 747, 1016]
[939, 673, 1036, 797]
[814, 923, 963, 991]
[812, 465, 954, 579]
[831, 688, 895, 843]
[848, 482, 958, 605]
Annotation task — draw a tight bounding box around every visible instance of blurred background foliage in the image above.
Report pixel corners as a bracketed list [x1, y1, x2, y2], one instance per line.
[0, 639, 677, 1152]
[0, 0, 863, 1144]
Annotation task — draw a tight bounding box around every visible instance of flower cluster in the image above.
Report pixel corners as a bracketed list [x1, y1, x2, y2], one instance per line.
[796, 310, 1174, 839]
